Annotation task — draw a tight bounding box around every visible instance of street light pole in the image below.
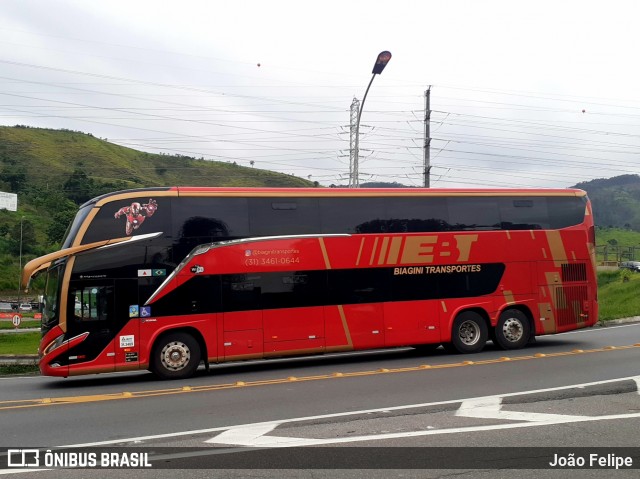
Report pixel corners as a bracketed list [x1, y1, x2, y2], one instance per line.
[352, 51, 391, 188]
[18, 216, 24, 294]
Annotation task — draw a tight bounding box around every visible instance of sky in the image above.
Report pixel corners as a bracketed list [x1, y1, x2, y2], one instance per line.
[2, 0, 640, 188]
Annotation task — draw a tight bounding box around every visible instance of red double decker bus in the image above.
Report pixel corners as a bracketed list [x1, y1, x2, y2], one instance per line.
[22, 187, 597, 379]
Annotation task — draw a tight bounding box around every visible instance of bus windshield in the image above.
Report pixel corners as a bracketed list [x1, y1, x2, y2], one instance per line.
[61, 203, 95, 249]
[41, 263, 63, 334]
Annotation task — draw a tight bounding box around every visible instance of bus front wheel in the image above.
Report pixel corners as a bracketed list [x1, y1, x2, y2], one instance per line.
[449, 311, 488, 354]
[494, 309, 531, 350]
[151, 332, 201, 379]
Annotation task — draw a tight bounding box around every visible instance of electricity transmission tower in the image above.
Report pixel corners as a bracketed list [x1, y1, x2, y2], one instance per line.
[348, 97, 360, 187]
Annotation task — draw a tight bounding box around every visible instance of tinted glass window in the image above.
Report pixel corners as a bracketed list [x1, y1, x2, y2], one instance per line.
[71, 285, 112, 322]
[448, 197, 500, 230]
[499, 197, 550, 230]
[327, 268, 389, 304]
[83, 196, 171, 244]
[172, 197, 249, 241]
[385, 197, 449, 232]
[172, 197, 249, 260]
[221, 274, 262, 312]
[548, 197, 586, 228]
[320, 198, 388, 233]
[248, 198, 320, 236]
[62, 204, 94, 248]
[260, 271, 326, 309]
[152, 276, 221, 315]
[71, 243, 173, 279]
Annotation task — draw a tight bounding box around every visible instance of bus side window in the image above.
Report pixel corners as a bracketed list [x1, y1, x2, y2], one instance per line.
[72, 286, 112, 322]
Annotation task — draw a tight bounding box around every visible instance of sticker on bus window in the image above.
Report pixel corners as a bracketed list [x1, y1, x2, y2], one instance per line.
[129, 305, 139, 317]
[120, 335, 135, 348]
[140, 306, 151, 317]
[114, 198, 158, 236]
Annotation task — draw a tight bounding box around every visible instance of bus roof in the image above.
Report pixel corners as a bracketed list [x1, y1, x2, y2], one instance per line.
[88, 186, 587, 207]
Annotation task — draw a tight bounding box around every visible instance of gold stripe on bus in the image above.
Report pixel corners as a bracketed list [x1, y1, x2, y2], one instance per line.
[378, 237, 389, 265]
[174, 189, 584, 198]
[546, 230, 568, 267]
[538, 303, 556, 334]
[545, 271, 561, 288]
[325, 345, 355, 353]
[73, 206, 100, 246]
[94, 189, 176, 207]
[503, 290, 516, 305]
[58, 255, 76, 334]
[369, 237, 378, 265]
[356, 238, 365, 266]
[337, 305, 354, 349]
[221, 353, 263, 362]
[22, 236, 133, 290]
[387, 237, 402, 265]
[505, 231, 511, 240]
[264, 347, 324, 359]
[318, 237, 331, 269]
[541, 248, 548, 259]
[441, 301, 447, 313]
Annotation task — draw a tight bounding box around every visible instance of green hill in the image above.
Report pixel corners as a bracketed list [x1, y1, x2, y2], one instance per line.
[573, 175, 640, 230]
[0, 125, 314, 294]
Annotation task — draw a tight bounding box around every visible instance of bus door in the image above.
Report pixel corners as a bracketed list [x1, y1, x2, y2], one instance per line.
[221, 275, 264, 360]
[67, 280, 117, 373]
[262, 272, 325, 355]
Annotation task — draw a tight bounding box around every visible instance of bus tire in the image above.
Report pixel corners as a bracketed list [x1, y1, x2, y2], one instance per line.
[449, 311, 488, 354]
[151, 332, 201, 379]
[494, 309, 530, 350]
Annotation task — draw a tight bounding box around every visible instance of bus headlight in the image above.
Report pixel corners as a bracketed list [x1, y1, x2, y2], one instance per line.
[43, 335, 65, 356]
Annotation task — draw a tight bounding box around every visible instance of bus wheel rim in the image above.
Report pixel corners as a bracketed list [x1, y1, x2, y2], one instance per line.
[502, 317, 523, 342]
[161, 341, 191, 371]
[459, 320, 480, 346]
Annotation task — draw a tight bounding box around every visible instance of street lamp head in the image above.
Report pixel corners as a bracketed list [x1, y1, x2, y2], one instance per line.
[372, 51, 392, 75]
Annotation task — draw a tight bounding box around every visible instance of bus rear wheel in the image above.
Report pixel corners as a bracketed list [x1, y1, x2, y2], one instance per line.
[152, 332, 201, 379]
[494, 309, 530, 350]
[449, 311, 488, 354]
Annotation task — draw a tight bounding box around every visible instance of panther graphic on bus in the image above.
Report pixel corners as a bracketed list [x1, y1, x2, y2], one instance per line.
[114, 198, 158, 235]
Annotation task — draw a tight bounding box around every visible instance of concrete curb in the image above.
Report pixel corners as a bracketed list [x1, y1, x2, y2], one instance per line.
[598, 316, 640, 326]
[0, 328, 40, 334]
[0, 355, 38, 366]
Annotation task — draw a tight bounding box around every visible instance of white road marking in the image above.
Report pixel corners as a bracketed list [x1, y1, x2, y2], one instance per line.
[455, 396, 583, 422]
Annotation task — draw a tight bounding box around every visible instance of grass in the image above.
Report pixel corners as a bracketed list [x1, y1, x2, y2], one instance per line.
[597, 270, 640, 321]
[0, 332, 40, 355]
[0, 364, 39, 376]
[0, 320, 40, 329]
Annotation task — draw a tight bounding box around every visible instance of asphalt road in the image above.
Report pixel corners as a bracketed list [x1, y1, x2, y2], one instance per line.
[1, 322, 639, 478]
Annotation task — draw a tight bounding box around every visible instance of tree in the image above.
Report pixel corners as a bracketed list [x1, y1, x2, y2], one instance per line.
[47, 209, 77, 245]
[63, 168, 96, 204]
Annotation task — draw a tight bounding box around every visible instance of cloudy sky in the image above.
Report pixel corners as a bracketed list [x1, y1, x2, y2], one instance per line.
[2, 0, 640, 188]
